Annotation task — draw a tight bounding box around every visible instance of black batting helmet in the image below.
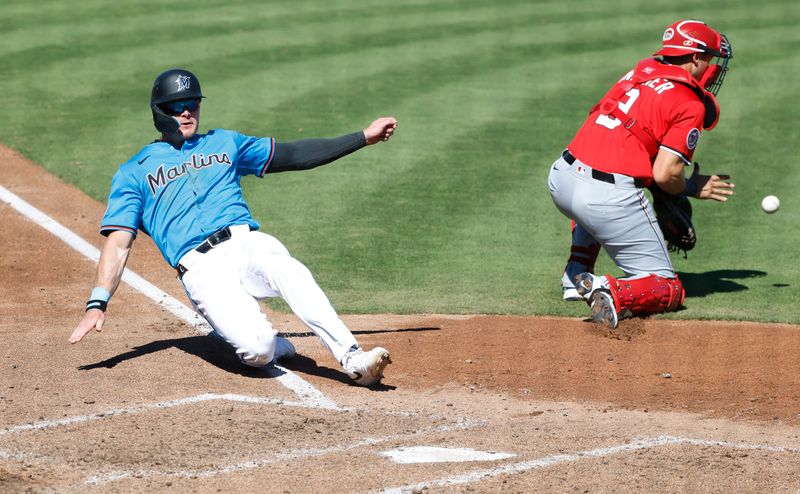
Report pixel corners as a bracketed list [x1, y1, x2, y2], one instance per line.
[150, 68, 205, 134]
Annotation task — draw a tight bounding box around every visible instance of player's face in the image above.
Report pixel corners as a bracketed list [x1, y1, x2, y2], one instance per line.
[176, 103, 200, 140]
[691, 53, 714, 80]
[161, 99, 201, 140]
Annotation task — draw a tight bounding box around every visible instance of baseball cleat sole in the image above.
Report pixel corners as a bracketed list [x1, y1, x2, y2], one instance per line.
[590, 289, 619, 329]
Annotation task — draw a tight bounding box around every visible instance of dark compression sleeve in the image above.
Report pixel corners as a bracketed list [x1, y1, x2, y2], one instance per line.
[267, 132, 367, 173]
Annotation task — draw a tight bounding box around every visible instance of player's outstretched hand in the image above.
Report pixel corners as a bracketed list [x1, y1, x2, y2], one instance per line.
[690, 162, 735, 202]
[363, 117, 397, 145]
[68, 309, 106, 344]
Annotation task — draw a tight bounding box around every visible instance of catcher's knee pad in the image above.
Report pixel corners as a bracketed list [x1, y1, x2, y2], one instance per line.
[611, 274, 685, 315]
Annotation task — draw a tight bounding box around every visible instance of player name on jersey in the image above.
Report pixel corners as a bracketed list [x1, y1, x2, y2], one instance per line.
[146, 152, 232, 196]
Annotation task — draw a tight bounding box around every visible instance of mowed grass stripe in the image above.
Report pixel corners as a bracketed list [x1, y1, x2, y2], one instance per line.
[1, 0, 540, 35]
[6, 0, 627, 97]
[0, 0, 556, 67]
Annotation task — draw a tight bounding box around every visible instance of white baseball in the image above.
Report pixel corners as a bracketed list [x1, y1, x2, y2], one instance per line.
[761, 195, 780, 214]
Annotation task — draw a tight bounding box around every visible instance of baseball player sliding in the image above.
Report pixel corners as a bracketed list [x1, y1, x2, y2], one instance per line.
[69, 69, 396, 386]
[549, 20, 735, 328]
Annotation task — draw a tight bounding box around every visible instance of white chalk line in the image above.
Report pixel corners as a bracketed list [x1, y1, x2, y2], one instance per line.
[0, 184, 334, 409]
[0, 449, 28, 461]
[0, 393, 327, 438]
[376, 434, 800, 494]
[82, 414, 481, 486]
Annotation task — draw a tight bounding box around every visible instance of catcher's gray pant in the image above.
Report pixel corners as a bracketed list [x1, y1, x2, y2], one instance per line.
[548, 152, 675, 278]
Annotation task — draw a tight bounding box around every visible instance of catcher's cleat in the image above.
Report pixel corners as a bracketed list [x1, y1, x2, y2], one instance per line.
[590, 289, 619, 329]
[342, 346, 391, 387]
[574, 272, 610, 301]
[563, 287, 582, 301]
[561, 272, 583, 302]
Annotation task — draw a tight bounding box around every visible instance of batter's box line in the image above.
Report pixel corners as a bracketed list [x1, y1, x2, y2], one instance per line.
[81, 414, 482, 486]
[0, 393, 471, 439]
[374, 434, 800, 494]
[0, 393, 335, 438]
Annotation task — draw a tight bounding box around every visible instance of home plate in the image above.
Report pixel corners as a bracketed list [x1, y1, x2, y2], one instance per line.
[381, 446, 515, 464]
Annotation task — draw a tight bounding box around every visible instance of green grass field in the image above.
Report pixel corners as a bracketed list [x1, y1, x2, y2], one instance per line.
[2, 0, 798, 323]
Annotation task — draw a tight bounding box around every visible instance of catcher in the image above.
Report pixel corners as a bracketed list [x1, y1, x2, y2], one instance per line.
[549, 19, 735, 328]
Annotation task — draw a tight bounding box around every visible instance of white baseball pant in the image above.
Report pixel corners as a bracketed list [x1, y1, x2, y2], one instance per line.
[178, 225, 358, 366]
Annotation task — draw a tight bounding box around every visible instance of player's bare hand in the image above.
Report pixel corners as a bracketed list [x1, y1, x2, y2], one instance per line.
[363, 117, 397, 145]
[69, 309, 106, 344]
[690, 162, 735, 202]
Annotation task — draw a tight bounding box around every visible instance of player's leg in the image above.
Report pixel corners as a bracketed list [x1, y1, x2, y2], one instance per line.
[549, 154, 596, 300]
[573, 186, 685, 323]
[601, 186, 675, 279]
[239, 231, 390, 385]
[561, 221, 601, 301]
[179, 246, 285, 367]
[550, 155, 684, 326]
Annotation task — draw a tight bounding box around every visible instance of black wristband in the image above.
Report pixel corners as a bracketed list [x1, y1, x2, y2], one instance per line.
[681, 178, 698, 198]
[86, 299, 108, 312]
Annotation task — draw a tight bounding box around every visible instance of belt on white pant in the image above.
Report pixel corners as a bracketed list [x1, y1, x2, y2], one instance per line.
[176, 224, 251, 279]
[562, 149, 646, 188]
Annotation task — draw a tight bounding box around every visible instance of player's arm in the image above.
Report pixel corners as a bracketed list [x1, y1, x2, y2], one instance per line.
[652, 148, 689, 195]
[652, 150, 734, 201]
[267, 117, 397, 173]
[68, 230, 135, 344]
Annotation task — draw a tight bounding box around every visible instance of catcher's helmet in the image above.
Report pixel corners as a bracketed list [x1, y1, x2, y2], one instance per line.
[654, 20, 732, 96]
[150, 68, 205, 134]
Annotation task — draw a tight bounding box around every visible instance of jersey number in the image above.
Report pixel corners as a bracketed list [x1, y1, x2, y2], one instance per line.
[595, 88, 640, 129]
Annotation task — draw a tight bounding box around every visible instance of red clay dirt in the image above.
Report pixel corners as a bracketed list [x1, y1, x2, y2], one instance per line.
[1, 145, 798, 493]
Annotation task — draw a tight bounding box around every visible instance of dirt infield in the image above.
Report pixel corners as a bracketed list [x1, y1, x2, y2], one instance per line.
[1, 145, 799, 493]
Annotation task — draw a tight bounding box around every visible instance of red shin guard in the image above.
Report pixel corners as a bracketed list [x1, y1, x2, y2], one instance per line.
[604, 274, 685, 315]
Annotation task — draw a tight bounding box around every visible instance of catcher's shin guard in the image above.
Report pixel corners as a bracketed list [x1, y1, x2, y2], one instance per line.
[604, 274, 685, 315]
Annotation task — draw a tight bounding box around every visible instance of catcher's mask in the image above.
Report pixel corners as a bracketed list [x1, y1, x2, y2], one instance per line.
[150, 68, 205, 134]
[654, 20, 733, 96]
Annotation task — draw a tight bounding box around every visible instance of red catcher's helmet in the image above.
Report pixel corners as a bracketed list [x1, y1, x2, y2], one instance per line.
[654, 20, 732, 96]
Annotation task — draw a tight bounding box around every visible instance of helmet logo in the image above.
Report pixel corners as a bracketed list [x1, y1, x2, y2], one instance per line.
[663, 28, 674, 41]
[683, 40, 693, 46]
[175, 75, 191, 92]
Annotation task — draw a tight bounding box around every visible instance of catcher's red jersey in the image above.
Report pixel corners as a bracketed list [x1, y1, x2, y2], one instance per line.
[567, 62, 706, 183]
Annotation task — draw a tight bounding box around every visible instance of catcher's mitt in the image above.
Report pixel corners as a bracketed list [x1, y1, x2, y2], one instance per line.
[649, 186, 696, 255]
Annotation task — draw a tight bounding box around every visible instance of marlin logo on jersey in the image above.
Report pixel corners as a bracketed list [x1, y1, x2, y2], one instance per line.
[175, 75, 191, 91]
[145, 153, 232, 195]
